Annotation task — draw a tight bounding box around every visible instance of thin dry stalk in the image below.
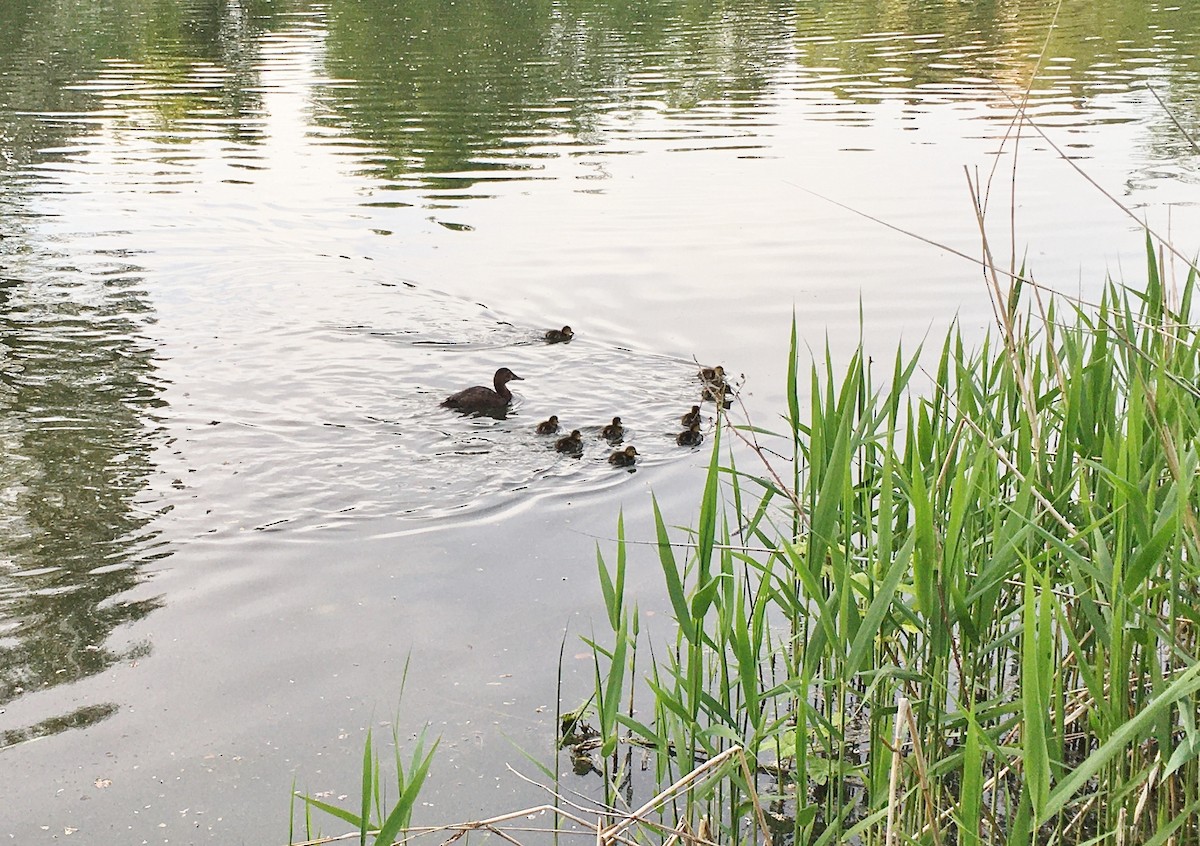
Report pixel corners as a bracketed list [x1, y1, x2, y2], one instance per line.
[1147, 85, 1200, 154]
[993, 85, 1200, 281]
[600, 746, 744, 844]
[964, 167, 1042, 455]
[735, 743, 771, 846]
[307, 747, 754, 846]
[660, 816, 692, 846]
[903, 703, 944, 846]
[885, 697, 910, 846]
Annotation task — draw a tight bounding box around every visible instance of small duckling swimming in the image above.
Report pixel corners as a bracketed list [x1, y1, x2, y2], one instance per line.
[555, 430, 584, 454]
[676, 422, 704, 447]
[536, 415, 560, 434]
[681, 405, 702, 427]
[545, 325, 574, 343]
[698, 365, 725, 383]
[600, 416, 624, 441]
[698, 364, 733, 404]
[608, 445, 639, 467]
[442, 367, 523, 413]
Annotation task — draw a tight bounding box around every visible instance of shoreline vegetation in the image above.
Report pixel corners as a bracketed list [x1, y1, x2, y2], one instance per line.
[291, 239, 1200, 846]
[571, 241, 1200, 844]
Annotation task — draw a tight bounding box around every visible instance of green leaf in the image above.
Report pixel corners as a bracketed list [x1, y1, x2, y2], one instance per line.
[652, 496, 694, 643]
[844, 532, 913, 678]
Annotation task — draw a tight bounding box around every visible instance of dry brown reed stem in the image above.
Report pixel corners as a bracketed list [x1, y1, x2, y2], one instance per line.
[1147, 85, 1200, 154]
[1030, 274, 1069, 401]
[660, 816, 693, 846]
[784, 181, 1107, 307]
[997, 0, 1063, 283]
[451, 748, 759, 846]
[993, 85, 1200, 281]
[965, 167, 1042, 456]
[932, 418, 967, 494]
[930, 384, 1080, 540]
[287, 804, 610, 846]
[1061, 794, 1098, 843]
[902, 704, 944, 846]
[723, 389, 807, 526]
[599, 746, 748, 845]
[735, 744, 771, 846]
[1133, 761, 1158, 826]
[885, 697, 910, 846]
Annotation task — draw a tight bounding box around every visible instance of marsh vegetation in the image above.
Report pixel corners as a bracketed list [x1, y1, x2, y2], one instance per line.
[577, 243, 1200, 844]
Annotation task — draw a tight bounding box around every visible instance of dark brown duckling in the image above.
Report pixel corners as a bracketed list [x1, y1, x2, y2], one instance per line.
[698, 365, 725, 383]
[545, 325, 574, 343]
[600, 416, 624, 442]
[442, 367, 523, 413]
[555, 430, 583, 454]
[676, 422, 704, 447]
[536, 415, 560, 434]
[698, 365, 733, 404]
[681, 405, 702, 427]
[608, 445, 639, 467]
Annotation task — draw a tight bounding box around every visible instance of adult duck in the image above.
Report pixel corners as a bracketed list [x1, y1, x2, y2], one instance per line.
[442, 367, 523, 413]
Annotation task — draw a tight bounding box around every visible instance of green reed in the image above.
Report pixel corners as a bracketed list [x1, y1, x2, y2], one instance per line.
[290, 669, 439, 846]
[585, 241, 1200, 844]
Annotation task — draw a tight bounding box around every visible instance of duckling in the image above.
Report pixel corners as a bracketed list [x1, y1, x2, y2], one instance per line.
[442, 367, 523, 413]
[555, 430, 584, 454]
[676, 422, 704, 447]
[608, 445, 639, 467]
[681, 405, 702, 427]
[600, 416, 624, 442]
[698, 365, 734, 404]
[545, 325, 574, 343]
[536, 415, 560, 434]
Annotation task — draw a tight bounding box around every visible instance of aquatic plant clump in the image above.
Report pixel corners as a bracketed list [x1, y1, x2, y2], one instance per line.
[583, 245, 1200, 845]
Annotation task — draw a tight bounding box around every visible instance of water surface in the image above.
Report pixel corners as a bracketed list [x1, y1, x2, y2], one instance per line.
[2, 0, 1200, 841]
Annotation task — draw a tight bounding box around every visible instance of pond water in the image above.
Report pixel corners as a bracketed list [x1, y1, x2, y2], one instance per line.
[2, 0, 1199, 841]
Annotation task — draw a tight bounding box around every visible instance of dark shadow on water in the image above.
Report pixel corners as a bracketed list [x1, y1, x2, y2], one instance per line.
[0, 702, 121, 751]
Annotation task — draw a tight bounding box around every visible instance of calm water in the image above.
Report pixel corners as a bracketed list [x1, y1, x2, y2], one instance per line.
[2, 0, 1200, 841]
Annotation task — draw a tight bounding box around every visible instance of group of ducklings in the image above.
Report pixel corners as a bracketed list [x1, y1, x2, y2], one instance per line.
[441, 324, 734, 469]
[534, 414, 640, 466]
[535, 368, 732, 467]
[538, 417, 640, 466]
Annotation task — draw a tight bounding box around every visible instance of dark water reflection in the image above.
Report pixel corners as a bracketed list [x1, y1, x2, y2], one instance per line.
[0, 248, 164, 736]
[317, 0, 1200, 200]
[1, 0, 1200, 841]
